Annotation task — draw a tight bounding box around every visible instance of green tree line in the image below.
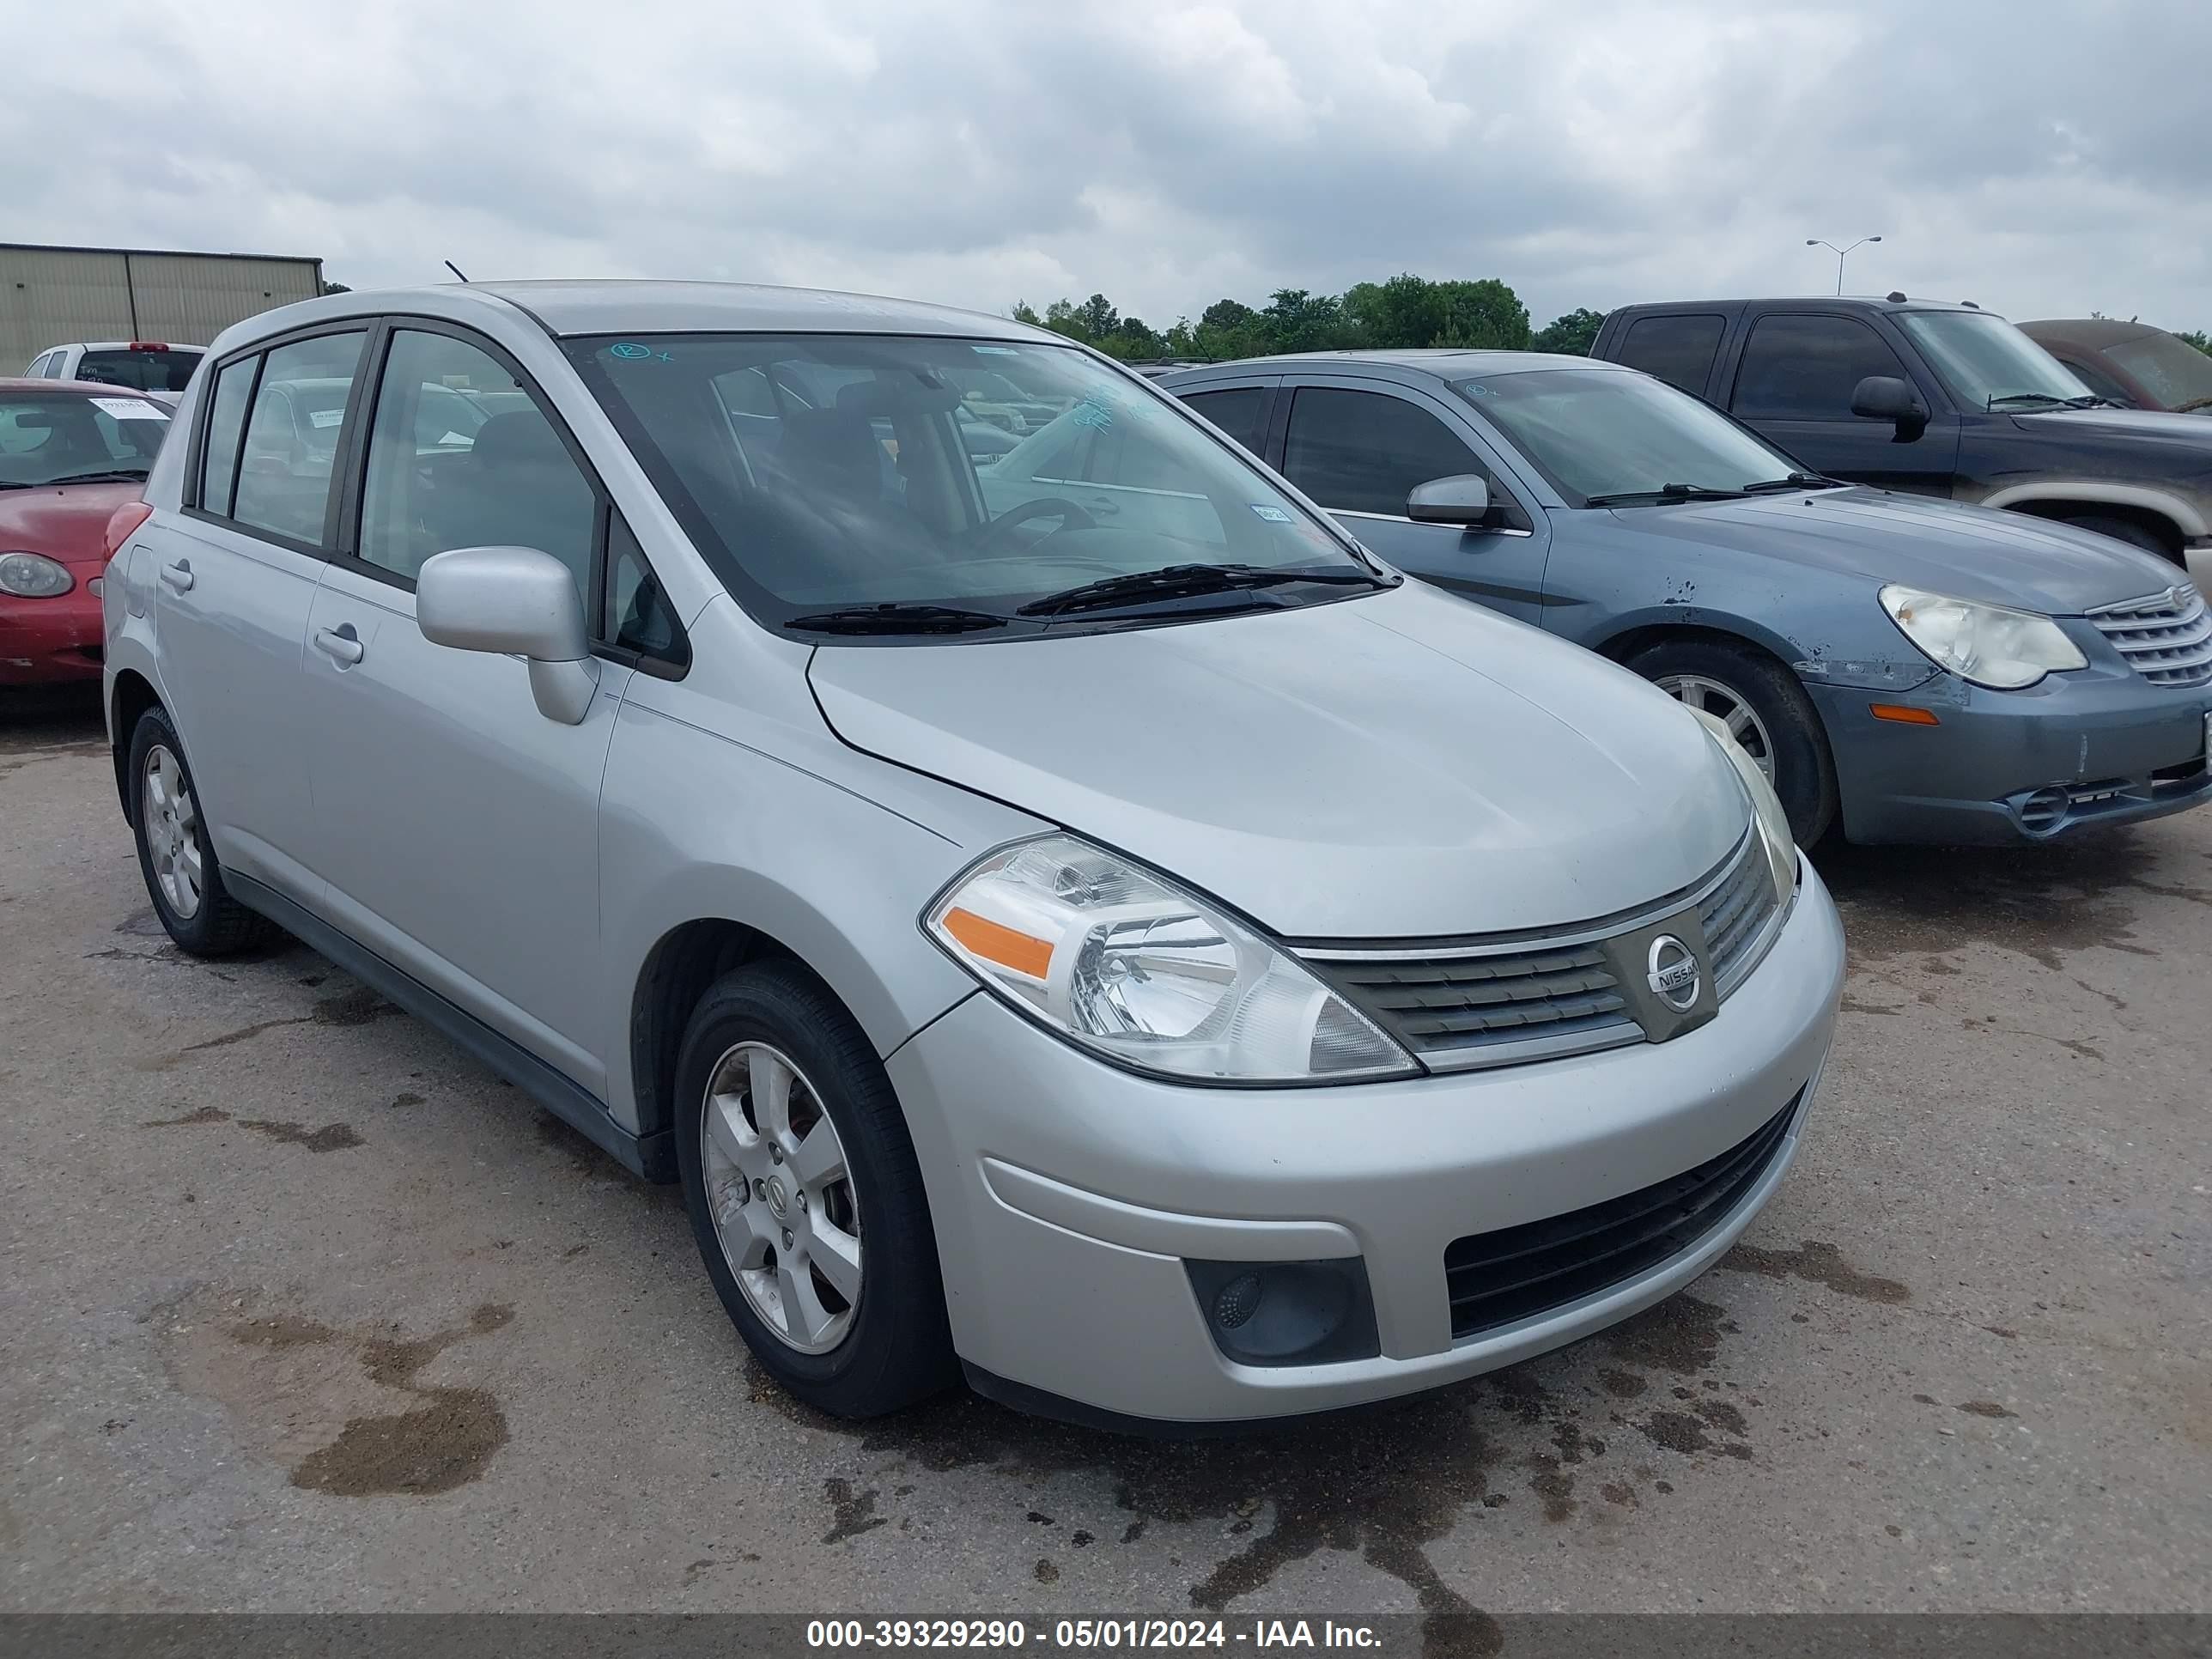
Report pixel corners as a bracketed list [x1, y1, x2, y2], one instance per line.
[1010, 275, 1607, 363]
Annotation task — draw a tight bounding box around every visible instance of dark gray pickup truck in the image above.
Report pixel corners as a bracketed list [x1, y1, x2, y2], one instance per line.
[1591, 295, 2212, 592]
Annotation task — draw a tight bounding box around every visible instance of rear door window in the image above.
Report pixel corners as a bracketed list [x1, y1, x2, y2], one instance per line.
[1615, 314, 1726, 395]
[1729, 314, 1911, 419]
[229, 331, 368, 547]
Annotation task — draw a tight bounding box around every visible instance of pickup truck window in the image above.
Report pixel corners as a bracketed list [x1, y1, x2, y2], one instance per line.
[1730, 313, 1911, 420]
[1180, 387, 1266, 454]
[1895, 311, 2088, 410]
[1615, 314, 1725, 395]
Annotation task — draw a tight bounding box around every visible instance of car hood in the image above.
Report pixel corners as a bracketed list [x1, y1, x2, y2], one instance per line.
[807, 581, 1748, 940]
[0, 481, 140, 572]
[1600, 487, 2182, 612]
[2013, 407, 2212, 449]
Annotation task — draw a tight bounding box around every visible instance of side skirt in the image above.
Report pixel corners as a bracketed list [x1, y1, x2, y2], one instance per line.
[225, 872, 676, 1182]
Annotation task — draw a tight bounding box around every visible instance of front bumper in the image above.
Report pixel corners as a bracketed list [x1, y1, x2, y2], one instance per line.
[888, 857, 1844, 1425]
[0, 588, 104, 685]
[1811, 663, 2212, 845]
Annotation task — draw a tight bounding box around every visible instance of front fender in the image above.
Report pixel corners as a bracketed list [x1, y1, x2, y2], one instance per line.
[1592, 603, 1938, 695]
[593, 696, 1023, 1134]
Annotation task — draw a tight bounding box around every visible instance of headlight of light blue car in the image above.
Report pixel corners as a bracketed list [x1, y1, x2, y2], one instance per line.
[1880, 584, 2087, 690]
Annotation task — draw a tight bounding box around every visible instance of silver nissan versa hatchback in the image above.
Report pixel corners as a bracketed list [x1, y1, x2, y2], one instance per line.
[105, 282, 1844, 1427]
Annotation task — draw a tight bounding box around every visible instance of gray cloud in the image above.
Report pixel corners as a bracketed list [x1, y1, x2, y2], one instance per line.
[7, 0, 2209, 333]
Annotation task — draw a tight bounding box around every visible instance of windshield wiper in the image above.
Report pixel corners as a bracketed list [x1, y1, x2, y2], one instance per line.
[1583, 483, 1750, 507]
[784, 602, 1009, 635]
[1016, 562, 1382, 619]
[2172, 396, 2212, 414]
[1741, 471, 1842, 494]
[1988, 392, 2069, 410]
[2060, 394, 2123, 410]
[41, 470, 150, 486]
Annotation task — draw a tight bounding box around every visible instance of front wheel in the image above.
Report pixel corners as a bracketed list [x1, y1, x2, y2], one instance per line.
[1629, 640, 1838, 846]
[674, 962, 956, 1418]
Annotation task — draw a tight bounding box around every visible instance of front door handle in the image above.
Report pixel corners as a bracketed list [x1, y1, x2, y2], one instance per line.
[313, 624, 365, 666]
[159, 560, 194, 592]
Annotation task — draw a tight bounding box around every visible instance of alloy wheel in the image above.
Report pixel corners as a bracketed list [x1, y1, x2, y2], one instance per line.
[1656, 673, 1777, 782]
[143, 744, 204, 921]
[699, 1041, 862, 1354]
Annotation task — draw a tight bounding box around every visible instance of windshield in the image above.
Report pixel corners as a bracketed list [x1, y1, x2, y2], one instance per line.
[75, 348, 202, 394]
[1898, 313, 2091, 408]
[2106, 332, 2212, 410]
[569, 333, 1373, 632]
[1454, 368, 1808, 506]
[0, 390, 169, 486]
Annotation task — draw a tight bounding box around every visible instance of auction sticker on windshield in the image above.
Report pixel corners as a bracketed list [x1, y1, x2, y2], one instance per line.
[89, 397, 167, 422]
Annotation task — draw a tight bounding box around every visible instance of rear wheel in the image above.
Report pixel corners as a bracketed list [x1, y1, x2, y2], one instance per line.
[674, 962, 956, 1418]
[126, 707, 276, 957]
[1628, 640, 1838, 845]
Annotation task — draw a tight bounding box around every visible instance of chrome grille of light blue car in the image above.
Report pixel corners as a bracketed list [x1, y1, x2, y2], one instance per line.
[2087, 584, 2212, 689]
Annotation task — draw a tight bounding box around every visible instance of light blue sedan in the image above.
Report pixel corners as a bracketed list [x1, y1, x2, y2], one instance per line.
[1164, 353, 2212, 845]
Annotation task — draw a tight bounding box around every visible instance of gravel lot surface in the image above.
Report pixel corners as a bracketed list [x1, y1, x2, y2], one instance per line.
[4, 687, 2206, 1634]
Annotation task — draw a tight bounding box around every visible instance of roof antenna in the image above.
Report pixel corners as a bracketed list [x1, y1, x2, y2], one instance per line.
[444, 260, 470, 283]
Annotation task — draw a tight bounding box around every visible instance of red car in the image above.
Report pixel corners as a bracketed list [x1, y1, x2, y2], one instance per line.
[0, 378, 170, 686]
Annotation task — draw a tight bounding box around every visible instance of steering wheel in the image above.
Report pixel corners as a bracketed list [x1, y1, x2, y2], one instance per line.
[973, 496, 1097, 553]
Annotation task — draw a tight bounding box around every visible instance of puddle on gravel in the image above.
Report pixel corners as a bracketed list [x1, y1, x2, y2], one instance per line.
[1720, 1238, 1911, 1304]
[139, 1105, 362, 1152]
[137, 987, 402, 1072]
[164, 1297, 514, 1496]
[738, 1289, 1799, 1659]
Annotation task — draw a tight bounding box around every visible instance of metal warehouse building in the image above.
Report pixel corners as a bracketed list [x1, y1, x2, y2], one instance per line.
[1, 241, 325, 376]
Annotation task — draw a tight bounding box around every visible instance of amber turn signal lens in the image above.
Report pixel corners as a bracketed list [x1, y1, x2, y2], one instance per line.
[940, 906, 1054, 979]
[1869, 703, 1940, 726]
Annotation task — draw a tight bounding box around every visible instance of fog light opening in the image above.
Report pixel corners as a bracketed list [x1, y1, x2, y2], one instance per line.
[1184, 1257, 1381, 1368]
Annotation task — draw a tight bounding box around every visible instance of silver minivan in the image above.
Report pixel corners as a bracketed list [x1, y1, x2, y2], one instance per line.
[105, 282, 1844, 1427]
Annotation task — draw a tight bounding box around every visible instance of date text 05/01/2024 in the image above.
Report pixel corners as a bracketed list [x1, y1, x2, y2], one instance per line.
[805, 1619, 1384, 1650]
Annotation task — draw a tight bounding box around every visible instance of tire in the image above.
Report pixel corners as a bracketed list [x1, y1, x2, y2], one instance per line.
[2063, 514, 2173, 562]
[126, 706, 277, 957]
[1627, 640, 1838, 846]
[674, 961, 956, 1419]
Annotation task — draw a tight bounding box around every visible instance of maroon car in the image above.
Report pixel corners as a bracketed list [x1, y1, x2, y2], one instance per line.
[2021, 319, 2212, 415]
[0, 379, 168, 686]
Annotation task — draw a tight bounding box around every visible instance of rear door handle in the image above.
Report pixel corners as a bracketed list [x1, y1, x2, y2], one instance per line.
[313, 624, 365, 666]
[159, 560, 194, 592]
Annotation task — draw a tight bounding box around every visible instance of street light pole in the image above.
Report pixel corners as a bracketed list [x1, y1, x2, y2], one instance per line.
[1807, 236, 1881, 295]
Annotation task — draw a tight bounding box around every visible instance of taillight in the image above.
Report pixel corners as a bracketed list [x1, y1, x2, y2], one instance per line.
[103, 501, 154, 561]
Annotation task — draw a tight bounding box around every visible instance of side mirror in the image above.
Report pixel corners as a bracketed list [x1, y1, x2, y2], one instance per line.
[1850, 374, 1928, 436]
[1407, 474, 1494, 527]
[417, 545, 599, 725]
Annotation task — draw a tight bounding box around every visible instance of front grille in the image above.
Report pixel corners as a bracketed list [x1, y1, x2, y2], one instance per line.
[1301, 833, 1783, 1069]
[1443, 1096, 1800, 1340]
[2088, 584, 2212, 688]
[1314, 942, 1634, 1059]
[1698, 836, 1781, 994]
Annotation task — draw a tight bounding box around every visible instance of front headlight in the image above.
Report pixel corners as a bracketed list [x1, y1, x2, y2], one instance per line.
[925, 834, 1417, 1084]
[1879, 584, 2085, 690]
[0, 552, 75, 598]
[1686, 708, 1796, 903]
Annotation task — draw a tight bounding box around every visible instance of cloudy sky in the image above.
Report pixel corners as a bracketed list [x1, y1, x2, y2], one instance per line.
[11, 0, 2211, 333]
